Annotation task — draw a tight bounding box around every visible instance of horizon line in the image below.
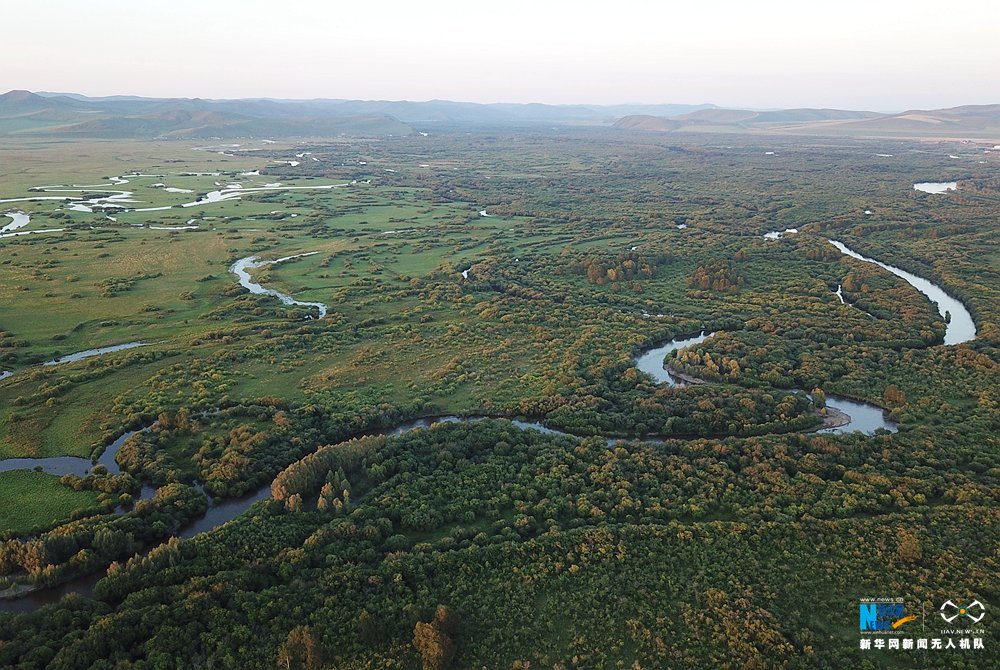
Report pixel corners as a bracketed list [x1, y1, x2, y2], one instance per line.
[7, 89, 1000, 116]
[15, 88, 982, 115]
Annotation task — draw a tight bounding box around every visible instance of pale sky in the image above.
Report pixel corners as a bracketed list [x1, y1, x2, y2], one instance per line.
[5, 0, 999, 110]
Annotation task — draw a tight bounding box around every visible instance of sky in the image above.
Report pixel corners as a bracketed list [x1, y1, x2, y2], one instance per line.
[5, 0, 999, 110]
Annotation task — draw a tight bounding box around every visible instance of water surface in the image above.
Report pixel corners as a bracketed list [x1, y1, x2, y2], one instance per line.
[913, 182, 957, 194]
[230, 253, 327, 319]
[42, 342, 149, 366]
[821, 396, 897, 435]
[1, 211, 29, 234]
[763, 228, 798, 240]
[634, 332, 713, 386]
[828, 240, 976, 345]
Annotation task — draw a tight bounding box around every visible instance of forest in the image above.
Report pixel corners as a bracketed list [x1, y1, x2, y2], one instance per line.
[0, 129, 997, 668]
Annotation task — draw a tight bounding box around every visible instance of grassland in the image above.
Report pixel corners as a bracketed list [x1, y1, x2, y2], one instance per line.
[0, 136, 986, 456]
[0, 470, 100, 534]
[0, 140, 561, 460]
[2, 133, 997, 466]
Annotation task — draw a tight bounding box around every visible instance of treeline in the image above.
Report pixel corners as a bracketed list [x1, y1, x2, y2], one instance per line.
[111, 396, 430, 500]
[2, 420, 995, 668]
[0, 483, 206, 589]
[271, 436, 383, 506]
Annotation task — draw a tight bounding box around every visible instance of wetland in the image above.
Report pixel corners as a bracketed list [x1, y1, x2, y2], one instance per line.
[0, 131, 996, 669]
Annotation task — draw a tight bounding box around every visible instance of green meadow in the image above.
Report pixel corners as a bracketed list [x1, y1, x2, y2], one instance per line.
[0, 470, 100, 535]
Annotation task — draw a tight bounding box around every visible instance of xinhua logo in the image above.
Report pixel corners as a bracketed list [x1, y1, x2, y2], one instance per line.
[860, 602, 914, 631]
[940, 600, 986, 624]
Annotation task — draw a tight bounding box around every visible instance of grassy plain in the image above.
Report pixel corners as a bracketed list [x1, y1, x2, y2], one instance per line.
[0, 470, 99, 534]
[2, 132, 997, 472]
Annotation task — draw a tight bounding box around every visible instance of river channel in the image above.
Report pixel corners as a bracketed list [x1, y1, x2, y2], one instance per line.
[0, 236, 978, 613]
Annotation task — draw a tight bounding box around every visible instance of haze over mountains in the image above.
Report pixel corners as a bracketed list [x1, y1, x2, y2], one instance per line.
[1, 90, 998, 139]
[613, 105, 1000, 137]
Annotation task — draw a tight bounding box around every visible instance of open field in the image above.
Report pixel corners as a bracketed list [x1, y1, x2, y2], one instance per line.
[0, 470, 100, 534]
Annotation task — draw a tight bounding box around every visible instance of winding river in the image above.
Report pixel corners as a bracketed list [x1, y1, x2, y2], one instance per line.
[0, 428, 142, 477]
[0, 342, 151, 388]
[9, 177, 349, 218]
[42, 341, 150, 366]
[230, 253, 327, 319]
[828, 240, 976, 345]
[0, 212, 66, 240]
[633, 331, 897, 435]
[0, 415, 560, 614]
[1, 212, 30, 234]
[634, 331, 714, 386]
[133, 182, 348, 213]
[0, 328, 901, 614]
[0, 235, 979, 613]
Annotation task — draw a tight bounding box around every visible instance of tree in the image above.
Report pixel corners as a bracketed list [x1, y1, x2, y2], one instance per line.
[897, 531, 922, 563]
[883, 385, 907, 406]
[811, 388, 826, 415]
[277, 626, 322, 670]
[413, 606, 458, 670]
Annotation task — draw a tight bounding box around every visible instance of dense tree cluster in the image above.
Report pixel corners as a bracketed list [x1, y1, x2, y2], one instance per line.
[688, 259, 745, 293]
[0, 483, 206, 589]
[573, 250, 667, 290]
[1, 421, 995, 668]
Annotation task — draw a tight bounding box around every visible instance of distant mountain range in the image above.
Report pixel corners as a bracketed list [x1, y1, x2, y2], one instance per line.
[0, 90, 414, 138]
[1, 90, 998, 139]
[613, 105, 1000, 138]
[0, 90, 716, 139]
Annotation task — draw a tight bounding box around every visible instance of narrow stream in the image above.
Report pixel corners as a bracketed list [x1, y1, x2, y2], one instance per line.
[1, 211, 65, 240]
[230, 253, 327, 319]
[42, 342, 149, 367]
[0, 341, 151, 388]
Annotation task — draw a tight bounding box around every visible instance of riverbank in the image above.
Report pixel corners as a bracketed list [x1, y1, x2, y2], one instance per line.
[665, 366, 709, 387]
[0, 582, 36, 601]
[819, 406, 851, 430]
